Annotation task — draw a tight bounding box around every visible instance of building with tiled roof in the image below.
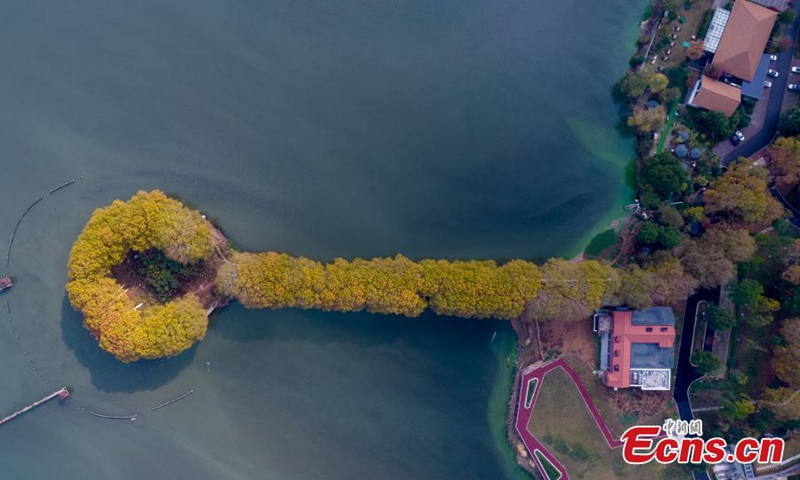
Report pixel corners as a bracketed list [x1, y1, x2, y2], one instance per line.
[594, 307, 676, 391]
[711, 0, 778, 82]
[689, 75, 742, 117]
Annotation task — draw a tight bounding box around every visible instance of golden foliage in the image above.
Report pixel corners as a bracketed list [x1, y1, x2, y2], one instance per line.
[66, 190, 213, 362]
[768, 136, 800, 187]
[771, 318, 800, 386]
[644, 252, 699, 305]
[521, 258, 618, 321]
[69, 191, 690, 363]
[703, 162, 784, 226]
[760, 387, 800, 422]
[782, 265, 800, 285]
[219, 253, 542, 320]
[131, 295, 208, 360]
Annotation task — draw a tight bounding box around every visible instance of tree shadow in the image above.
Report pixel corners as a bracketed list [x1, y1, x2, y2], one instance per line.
[60, 295, 196, 393]
[210, 300, 507, 355]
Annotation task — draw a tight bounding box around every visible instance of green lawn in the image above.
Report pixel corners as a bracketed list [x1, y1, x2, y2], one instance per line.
[535, 451, 563, 480]
[584, 229, 621, 258]
[656, 103, 679, 154]
[528, 368, 687, 480]
[525, 378, 539, 408]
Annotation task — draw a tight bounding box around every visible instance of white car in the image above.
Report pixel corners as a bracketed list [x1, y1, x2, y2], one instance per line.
[770, 54, 778, 61]
[768, 69, 780, 77]
[792, 66, 800, 74]
[789, 84, 800, 91]
[764, 80, 772, 88]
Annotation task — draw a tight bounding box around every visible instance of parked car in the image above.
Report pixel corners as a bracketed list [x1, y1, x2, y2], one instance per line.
[792, 66, 800, 74]
[764, 80, 772, 88]
[770, 54, 778, 61]
[768, 69, 780, 77]
[789, 84, 800, 91]
[730, 130, 745, 145]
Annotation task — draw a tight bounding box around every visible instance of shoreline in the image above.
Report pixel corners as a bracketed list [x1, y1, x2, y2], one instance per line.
[500, 0, 656, 475]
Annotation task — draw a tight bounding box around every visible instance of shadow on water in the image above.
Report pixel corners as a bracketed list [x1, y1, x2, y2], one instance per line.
[610, 83, 636, 139]
[211, 300, 506, 354]
[60, 295, 195, 393]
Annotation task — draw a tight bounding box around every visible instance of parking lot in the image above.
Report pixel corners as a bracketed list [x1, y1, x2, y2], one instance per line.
[779, 51, 800, 115]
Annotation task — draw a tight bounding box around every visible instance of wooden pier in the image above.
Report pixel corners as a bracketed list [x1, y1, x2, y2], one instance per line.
[0, 388, 69, 426]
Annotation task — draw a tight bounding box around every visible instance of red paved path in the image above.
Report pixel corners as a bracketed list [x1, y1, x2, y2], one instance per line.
[514, 359, 624, 480]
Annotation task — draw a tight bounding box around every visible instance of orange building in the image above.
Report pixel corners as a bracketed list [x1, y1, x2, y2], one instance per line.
[594, 307, 676, 391]
[690, 1, 778, 116]
[711, 0, 778, 83]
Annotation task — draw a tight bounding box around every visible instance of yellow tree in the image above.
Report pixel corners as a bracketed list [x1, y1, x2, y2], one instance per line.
[67, 190, 214, 363]
[703, 162, 784, 226]
[760, 387, 800, 421]
[627, 105, 666, 134]
[772, 318, 800, 386]
[768, 136, 800, 187]
[527, 258, 619, 321]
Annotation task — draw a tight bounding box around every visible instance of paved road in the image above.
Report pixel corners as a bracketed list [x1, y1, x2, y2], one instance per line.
[771, 187, 800, 228]
[673, 288, 719, 421]
[722, 1, 800, 165]
[673, 288, 720, 480]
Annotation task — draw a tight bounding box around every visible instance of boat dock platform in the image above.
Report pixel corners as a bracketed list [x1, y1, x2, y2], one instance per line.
[0, 388, 69, 426]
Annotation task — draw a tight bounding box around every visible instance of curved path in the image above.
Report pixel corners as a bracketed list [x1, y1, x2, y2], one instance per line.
[514, 359, 625, 480]
[672, 287, 719, 480]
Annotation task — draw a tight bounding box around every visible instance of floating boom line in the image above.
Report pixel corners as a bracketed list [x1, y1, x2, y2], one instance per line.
[150, 389, 194, 412]
[6, 179, 77, 268]
[90, 411, 138, 421]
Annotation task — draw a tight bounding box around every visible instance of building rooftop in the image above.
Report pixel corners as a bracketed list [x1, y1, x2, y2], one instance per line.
[675, 144, 689, 158]
[741, 53, 772, 99]
[749, 0, 790, 11]
[632, 306, 676, 326]
[631, 342, 675, 369]
[704, 8, 731, 54]
[631, 369, 671, 391]
[600, 308, 676, 390]
[711, 0, 778, 82]
[690, 75, 742, 117]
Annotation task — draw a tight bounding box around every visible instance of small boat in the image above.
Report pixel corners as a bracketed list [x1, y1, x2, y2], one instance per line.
[0, 276, 13, 293]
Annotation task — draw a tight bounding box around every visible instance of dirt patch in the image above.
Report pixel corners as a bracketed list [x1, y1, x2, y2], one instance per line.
[538, 319, 598, 367]
[110, 225, 232, 313]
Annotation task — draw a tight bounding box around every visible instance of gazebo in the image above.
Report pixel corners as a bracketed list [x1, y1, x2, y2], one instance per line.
[690, 147, 702, 159]
[674, 144, 688, 158]
[677, 130, 690, 143]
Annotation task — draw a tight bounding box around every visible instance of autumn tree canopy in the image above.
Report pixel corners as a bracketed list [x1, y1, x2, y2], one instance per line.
[69, 192, 687, 363]
[771, 318, 800, 386]
[703, 162, 784, 226]
[66, 190, 214, 362]
[768, 136, 800, 187]
[686, 40, 705, 60]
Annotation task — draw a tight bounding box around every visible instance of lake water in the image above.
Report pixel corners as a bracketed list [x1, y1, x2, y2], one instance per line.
[0, 1, 643, 479]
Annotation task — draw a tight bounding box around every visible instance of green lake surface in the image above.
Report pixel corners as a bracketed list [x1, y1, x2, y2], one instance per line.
[0, 1, 644, 478]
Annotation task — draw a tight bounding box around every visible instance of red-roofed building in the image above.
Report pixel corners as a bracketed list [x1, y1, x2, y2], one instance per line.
[594, 307, 676, 391]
